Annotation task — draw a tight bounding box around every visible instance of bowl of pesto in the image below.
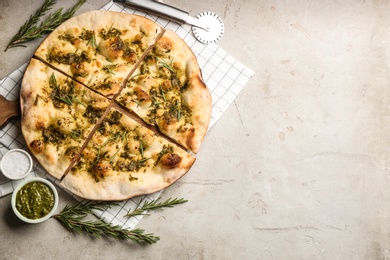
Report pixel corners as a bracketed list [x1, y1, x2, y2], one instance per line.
[11, 177, 58, 224]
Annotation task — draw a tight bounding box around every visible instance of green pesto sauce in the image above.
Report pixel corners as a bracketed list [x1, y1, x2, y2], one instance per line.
[16, 182, 54, 219]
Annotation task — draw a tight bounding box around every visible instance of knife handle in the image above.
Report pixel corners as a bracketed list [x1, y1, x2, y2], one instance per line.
[120, 0, 189, 24]
[0, 95, 20, 129]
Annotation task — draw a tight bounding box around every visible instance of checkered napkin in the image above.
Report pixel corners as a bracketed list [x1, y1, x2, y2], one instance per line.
[0, 1, 254, 229]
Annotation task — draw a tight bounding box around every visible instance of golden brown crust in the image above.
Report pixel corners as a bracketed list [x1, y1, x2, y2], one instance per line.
[22, 11, 210, 200]
[160, 153, 182, 168]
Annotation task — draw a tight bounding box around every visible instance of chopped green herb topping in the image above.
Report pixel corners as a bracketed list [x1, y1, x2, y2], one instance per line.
[102, 64, 117, 75]
[70, 130, 81, 140]
[83, 105, 104, 123]
[58, 33, 77, 44]
[49, 74, 76, 108]
[43, 125, 66, 144]
[47, 50, 90, 65]
[100, 26, 122, 40]
[79, 29, 99, 50]
[105, 110, 122, 125]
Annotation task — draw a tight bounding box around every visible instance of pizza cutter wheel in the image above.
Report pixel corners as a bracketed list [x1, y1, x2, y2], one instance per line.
[114, 0, 224, 44]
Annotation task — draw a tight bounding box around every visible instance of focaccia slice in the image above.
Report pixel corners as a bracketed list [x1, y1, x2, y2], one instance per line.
[34, 10, 162, 97]
[21, 58, 110, 179]
[116, 29, 212, 153]
[60, 108, 195, 201]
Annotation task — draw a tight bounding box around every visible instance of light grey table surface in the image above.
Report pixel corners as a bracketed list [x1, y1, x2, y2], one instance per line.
[1, 0, 389, 259]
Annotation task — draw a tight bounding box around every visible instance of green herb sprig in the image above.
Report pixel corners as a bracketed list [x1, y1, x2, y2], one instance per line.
[126, 197, 188, 218]
[109, 147, 122, 163]
[72, 97, 87, 107]
[158, 58, 175, 72]
[52, 197, 188, 245]
[53, 201, 160, 245]
[55, 95, 73, 105]
[5, 0, 86, 51]
[70, 129, 81, 140]
[102, 64, 117, 75]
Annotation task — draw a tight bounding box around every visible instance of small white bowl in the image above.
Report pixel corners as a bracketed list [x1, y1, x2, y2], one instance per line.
[1, 149, 33, 180]
[11, 177, 58, 224]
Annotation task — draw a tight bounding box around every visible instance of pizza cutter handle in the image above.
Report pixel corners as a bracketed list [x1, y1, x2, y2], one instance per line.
[0, 95, 20, 129]
[114, 0, 189, 24]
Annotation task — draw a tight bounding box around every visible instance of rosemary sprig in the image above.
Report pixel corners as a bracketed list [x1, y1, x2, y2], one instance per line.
[158, 58, 175, 72]
[101, 132, 122, 147]
[159, 85, 166, 101]
[152, 100, 162, 106]
[102, 64, 117, 75]
[55, 95, 73, 105]
[57, 200, 113, 216]
[122, 132, 128, 144]
[137, 157, 151, 164]
[5, 0, 86, 51]
[177, 109, 181, 121]
[70, 129, 81, 140]
[109, 147, 121, 163]
[49, 73, 58, 87]
[132, 98, 141, 107]
[87, 33, 99, 51]
[5, 0, 55, 51]
[53, 201, 160, 245]
[72, 97, 87, 107]
[130, 73, 141, 79]
[126, 197, 188, 218]
[139, 139, 144, 157]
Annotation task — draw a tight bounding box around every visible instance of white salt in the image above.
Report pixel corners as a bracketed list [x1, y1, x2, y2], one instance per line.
[2, 150, 31, 178]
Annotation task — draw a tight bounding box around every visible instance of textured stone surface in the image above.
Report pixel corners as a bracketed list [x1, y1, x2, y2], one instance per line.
[1, 0, 390, 259]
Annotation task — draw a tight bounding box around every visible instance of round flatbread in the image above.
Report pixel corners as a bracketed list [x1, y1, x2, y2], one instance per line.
[20, 10, 211, 200]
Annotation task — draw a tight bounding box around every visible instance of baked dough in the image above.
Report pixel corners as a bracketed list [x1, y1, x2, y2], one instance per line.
[60, 108, 195, 200]
[116, 30, 211, 153]
[21, 58, 110, 178]
[34, 10, 162, 97]
[21, 11, 211, 200]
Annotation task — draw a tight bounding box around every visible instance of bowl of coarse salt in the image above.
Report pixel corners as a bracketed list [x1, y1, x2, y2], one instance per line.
[0, 149, 33, 180]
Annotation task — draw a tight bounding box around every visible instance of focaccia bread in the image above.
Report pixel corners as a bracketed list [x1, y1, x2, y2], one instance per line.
[21, 58, 110, 178]
[20, 11, 211, 200]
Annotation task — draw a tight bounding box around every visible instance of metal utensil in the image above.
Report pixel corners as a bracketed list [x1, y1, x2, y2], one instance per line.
[113, 0, 224, 44]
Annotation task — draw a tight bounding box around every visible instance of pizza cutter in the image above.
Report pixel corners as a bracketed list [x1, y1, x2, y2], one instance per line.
[113, 0, 224, 44]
